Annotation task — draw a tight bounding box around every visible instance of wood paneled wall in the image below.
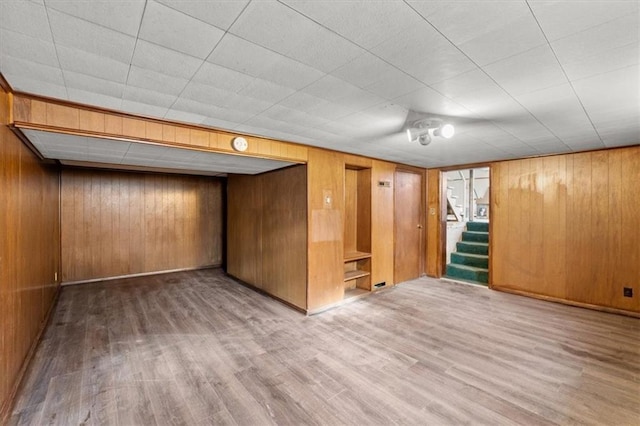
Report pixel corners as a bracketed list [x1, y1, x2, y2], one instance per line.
[61, 169, 224, 283]
[491, 146, 640, 314]
[227, 165, 307, 309]
[371, 160, 396, 288]
[0, 88, 60, 420]
[307, 149, 346, 311]
[426, 169, 443, 277]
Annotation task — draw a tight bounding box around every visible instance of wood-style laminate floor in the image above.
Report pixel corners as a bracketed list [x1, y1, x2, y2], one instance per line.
[10, 269, 640, 425]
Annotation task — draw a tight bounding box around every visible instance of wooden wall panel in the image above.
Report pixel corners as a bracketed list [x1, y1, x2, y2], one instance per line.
[227, 166, 307, 309]
[307, 148, 345, 311]
[261, 166, 308, 308]
[371, 160, 395, 288]
[491, 146, 640, 314]
[60, 169, 224, 283]
[426, 169, 442, 277]
[0, 87, 60, 420]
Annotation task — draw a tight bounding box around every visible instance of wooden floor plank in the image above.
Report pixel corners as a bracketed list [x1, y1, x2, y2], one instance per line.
[10, 268, 640, 425]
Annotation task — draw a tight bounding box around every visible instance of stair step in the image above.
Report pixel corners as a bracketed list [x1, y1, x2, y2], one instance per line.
[446, 264, 488, 284]
[462, 231, 489, 243]
[451, 252, 488, 269]
[467, 221, 489, 232]
[457, 241, 489, 255]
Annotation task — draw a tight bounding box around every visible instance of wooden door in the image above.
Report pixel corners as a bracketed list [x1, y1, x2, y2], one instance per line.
[394, 171, 423, 283]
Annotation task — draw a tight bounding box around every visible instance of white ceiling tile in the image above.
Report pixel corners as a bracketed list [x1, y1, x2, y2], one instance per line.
[122, 85, 176, 108]
[282, 0, 417, 50]
[1, 57, 64, 86]
[229, 0, 315, 54]
[48, 9, 136, 64]
[3, 74, 66, 98]
[552, 14, 638, 64]
[370, 19, 476, 85]
[284, 25, 365, 73]
[0, 1, 51, 41]
[200, 116, 240, 131]
[127, 66, 189, 96]
[191, 61, 254, 93]
[154, 0, 250, 30]
[223, 94, 273, 115]
[139, 1, 224, 59]
[331, 52, 399, 89]
[0, 29, 58, 68]
[57, 45, 130, 83]
[277, 91, 329, 113]
[121, 99, 171, 119]
[180, 81, 235, 106]
[529, 0, 639, 41]
[561, 41, 639, 82]
[66, 88, 122, 110]
[391, 86, 471, 118]
[230, 0, 363, 72]
[257, 56, 324, 90]
[484, 45, 567, 95]
[552, 14, 639, 81]
[207, 33, 282, 77]
[64, 71, 125, 98]
[45, 0, 145, 36]
[302, 75, 363, 103]
[411, 1, 546, 66]
[131, 40, 203, 79]
[330, 52, 426, 100]
[238, 79, 296, 104]
[164, 109, 208, 125]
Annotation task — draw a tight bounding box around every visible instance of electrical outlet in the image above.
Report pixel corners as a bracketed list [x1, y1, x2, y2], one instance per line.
[54, 272, 58, 281]
[623, 287, 633, 298]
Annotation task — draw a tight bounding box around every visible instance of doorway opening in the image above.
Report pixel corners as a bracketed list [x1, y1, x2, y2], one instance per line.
[443, 167, 490, 285]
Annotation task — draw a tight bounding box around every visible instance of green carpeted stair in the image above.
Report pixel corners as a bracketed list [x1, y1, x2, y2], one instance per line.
[446, 221, 489, 285]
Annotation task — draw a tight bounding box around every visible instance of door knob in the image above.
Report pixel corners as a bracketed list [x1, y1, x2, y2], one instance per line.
[417, 224, 423, 229]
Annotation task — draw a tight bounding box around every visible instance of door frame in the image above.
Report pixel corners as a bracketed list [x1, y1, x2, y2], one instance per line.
[433, 162, 493, 281]
[393, 167, 426, 283]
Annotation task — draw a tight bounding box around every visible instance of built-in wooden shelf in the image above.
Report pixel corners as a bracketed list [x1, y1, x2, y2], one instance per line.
[344, 269, 371, 282]
[344, 251, 372, 262]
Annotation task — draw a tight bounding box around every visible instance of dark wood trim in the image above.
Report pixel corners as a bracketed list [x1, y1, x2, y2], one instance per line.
[0, 73, 12, 93]
[61, 264, 223, 286]
[438, 170, 447, 277]
[60, 160, 225, 177]
[492, 285, 640, 319]
[0, 285, 61, 424]
[7, 125, 49, 162]
[228, 274, 308, 315]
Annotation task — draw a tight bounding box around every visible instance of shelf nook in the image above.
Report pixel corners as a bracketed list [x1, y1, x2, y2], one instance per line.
[343, 166, 372, 297]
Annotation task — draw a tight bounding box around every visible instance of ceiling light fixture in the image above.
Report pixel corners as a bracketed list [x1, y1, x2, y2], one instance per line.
[406, 118, 455, 146]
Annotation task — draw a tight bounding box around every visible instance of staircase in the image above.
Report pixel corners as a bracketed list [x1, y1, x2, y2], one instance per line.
[446, 221, 489, 285]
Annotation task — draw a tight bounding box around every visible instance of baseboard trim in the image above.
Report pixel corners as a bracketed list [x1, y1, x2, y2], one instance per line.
[492, 286, 640, 319]
[61, 264, 222, 286]
[0, 284, 62, 424]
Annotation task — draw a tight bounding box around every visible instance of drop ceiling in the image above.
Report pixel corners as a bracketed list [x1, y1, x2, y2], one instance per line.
[1, 0, 638, 169]
[23, 129, 296, 175]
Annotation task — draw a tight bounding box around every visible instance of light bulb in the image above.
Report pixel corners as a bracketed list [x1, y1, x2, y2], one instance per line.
[439, 123, 455, 138]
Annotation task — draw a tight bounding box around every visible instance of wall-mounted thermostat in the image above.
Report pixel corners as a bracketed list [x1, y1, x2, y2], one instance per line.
[231, 137, 248, 152]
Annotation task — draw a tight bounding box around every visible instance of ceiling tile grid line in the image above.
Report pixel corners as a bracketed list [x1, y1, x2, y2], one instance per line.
[161, 0, 253, 115]
[1, 0, 638, 168]
[402, 0, 576, 154]
[42, 0, 70, 100]
[277, 0, 574, 154]
[523, 0, 605, 148]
